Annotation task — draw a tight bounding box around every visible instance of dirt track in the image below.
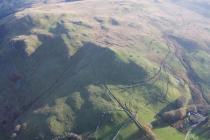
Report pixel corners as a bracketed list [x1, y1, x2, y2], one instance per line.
[166, 37, 208, 105]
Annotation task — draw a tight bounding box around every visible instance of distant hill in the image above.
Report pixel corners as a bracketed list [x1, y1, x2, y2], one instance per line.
[0, 0, 79, 19]
[170, 0, 210, 18]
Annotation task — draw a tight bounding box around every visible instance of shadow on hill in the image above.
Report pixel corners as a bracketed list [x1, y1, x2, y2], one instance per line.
[151, 119, 169, 129]
[0, 27, 148, 139]
[151, 100, 178, 129]
[173, 1, 210, 18]
[168, 35, 199, 53]
[75, 42, 147, 85]
[0, 25, 9, 44]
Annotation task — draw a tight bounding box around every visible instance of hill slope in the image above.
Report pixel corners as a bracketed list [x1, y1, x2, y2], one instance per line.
[0, 0, 210, 140]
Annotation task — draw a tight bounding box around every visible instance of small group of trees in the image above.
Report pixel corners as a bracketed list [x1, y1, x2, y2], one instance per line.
[162, 108, 187, 124]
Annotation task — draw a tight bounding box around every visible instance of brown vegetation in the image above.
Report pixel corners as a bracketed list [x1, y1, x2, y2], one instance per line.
[143, 124, 159, 140]
[162, 108, 187, 124]
[175, 96, 187, 108]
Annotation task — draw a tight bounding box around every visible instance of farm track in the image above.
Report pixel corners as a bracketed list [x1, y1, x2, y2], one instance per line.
[91, 33, 174, 139]
[166, 38, 208, 105]
[89, 48, 155, 139]
[115, 36, 172, 90]
[165, 37, 210, 140]
[103, 85, 155, 140]
[10, 32, 175, 139]
[112, 118, 132, 140]
[5, 16, 195, 140]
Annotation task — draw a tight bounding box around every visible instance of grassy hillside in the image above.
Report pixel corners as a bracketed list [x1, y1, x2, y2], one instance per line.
[0, 0, 71, 19]
[0, 0, 210, 140]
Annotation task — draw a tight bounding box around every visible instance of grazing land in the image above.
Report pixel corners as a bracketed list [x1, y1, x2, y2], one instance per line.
[0, 0, 210, 140]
